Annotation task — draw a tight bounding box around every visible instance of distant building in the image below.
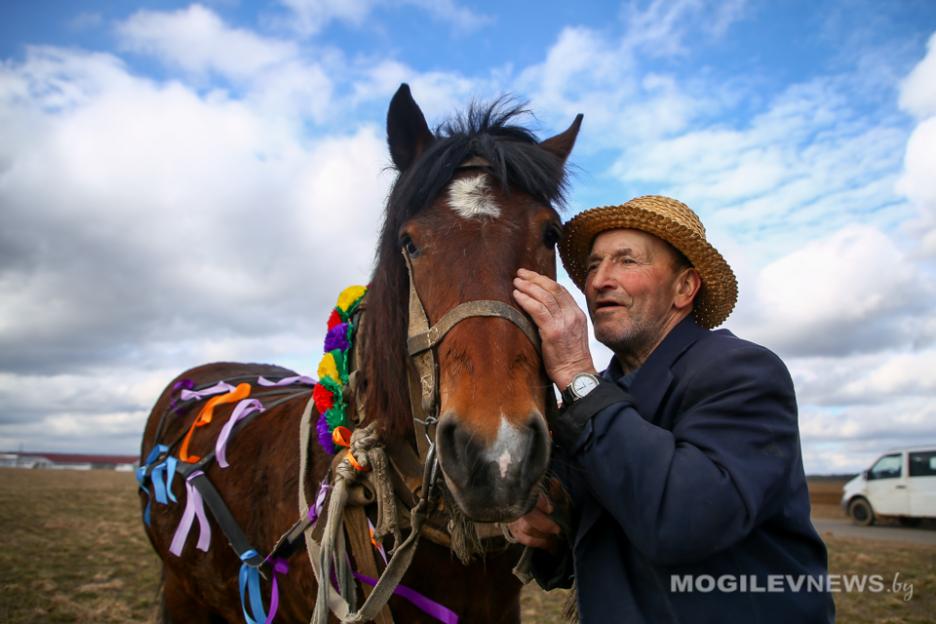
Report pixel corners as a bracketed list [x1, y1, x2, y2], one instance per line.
[0, 452, 137, 471]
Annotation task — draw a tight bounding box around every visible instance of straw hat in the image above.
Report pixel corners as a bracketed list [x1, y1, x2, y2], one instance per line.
[559, 195, 737, 329]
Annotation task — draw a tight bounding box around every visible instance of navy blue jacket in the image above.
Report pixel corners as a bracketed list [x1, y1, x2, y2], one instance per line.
[533, 317, 835, 623]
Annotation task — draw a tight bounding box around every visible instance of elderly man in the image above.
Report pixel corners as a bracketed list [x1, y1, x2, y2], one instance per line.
[509, 196, 834, 623]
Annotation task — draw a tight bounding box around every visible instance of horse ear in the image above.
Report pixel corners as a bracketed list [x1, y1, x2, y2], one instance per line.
[387, 83, 434, 171]
[540, 114, 583, 163]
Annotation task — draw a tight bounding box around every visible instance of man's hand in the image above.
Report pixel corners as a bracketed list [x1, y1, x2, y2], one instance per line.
[512, 268, 596, 388]
[506, 493, 562, 554]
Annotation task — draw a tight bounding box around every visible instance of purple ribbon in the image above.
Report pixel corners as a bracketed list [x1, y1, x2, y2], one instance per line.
[169, 379, 195, 411]
[264, 558, 289, 624]
[169, 471, 211, 556]
[353, 572, 459, 624]
[216, 399, 265, 468]
[307, 479, 330, 525]
[257, 375, 316, 387]
[180, 381, 235, 402]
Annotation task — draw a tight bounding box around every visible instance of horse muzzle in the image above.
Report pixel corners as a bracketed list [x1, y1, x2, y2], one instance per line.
[435, 409, 550, 522]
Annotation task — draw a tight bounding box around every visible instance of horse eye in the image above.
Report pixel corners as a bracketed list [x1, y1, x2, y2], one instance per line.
[543, 224, 562, 248]
[400, 234, 420, 256]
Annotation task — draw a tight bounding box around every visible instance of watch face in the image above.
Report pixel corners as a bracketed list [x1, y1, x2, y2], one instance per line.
[572, 374, 598, 397]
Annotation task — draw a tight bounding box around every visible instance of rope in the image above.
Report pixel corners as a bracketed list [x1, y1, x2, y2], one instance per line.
[299, 395, 433, 624]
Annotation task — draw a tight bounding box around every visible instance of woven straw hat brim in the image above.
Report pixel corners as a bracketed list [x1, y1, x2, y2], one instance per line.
[559, 200, 738, 329]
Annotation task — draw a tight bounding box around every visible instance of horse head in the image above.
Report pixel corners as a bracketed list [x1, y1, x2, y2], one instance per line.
[361, 84, 581, 523]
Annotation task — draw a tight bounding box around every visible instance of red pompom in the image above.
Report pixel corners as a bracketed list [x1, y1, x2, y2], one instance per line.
[326, 309, 342, 330]
[313, 383, 335, 412]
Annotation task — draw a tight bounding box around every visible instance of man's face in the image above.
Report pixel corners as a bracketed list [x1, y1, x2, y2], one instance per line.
[584, 228, 686, 357]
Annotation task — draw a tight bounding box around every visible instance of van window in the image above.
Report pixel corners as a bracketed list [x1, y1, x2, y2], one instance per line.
[909, 451, 936, 477]
[869, 453, 902, 480]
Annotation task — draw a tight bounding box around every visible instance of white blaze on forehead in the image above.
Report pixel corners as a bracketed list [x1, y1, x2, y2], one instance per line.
[447, 174, 501, 219]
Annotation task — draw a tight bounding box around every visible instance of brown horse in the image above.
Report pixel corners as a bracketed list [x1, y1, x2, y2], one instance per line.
[139, 84, 581, 623]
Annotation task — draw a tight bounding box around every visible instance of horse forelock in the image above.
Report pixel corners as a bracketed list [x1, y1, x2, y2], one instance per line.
[359, 99, 570, 442]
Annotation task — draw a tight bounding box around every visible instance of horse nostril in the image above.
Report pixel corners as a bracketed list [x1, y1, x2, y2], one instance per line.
[435, 413, 473, 488]
[521, 412, 550, 484]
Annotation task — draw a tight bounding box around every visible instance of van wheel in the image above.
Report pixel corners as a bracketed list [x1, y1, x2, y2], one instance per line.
[897, 517, 921, 528]
[848, 498, 875, 526]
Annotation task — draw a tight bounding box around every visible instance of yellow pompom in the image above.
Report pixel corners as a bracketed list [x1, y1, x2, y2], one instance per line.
[336, 285, 367, 313]
[317, 352, 340, 384]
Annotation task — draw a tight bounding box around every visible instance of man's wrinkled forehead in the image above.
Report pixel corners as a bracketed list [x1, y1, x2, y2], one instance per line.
[588, 228, 664, 259]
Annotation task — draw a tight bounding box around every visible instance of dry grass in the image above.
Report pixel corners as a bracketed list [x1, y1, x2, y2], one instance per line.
[0, 469, 160, 624]
[1, 469, 932, 623]
[809, 477, 849, 519]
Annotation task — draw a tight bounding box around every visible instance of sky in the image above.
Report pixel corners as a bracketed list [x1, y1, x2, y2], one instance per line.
[1, 0, 934, 474]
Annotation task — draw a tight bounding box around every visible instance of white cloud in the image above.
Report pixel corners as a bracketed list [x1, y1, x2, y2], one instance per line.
[733, 225, 930, 356]
[115, 5, 336, 123]
[117, 4, 297, 81]
[620, 0, 747, 56]
[898, 31, 936, 118]
[275, 0, 489, 37]
[0, 46, 390, 378]
[896, 31, 936, 254]
[276, 0, 376, 35]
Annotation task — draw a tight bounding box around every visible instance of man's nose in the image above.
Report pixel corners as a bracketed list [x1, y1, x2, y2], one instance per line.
[588, 259, 614, 292]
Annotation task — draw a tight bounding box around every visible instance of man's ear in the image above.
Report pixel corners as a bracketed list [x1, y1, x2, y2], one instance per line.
[674, 268, 702, 310]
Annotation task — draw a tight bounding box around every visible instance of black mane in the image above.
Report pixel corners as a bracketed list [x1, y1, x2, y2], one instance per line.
[360, 100, 570, 439]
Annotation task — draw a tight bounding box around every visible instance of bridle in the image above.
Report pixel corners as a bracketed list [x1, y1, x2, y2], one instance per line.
[401, 246, 543, 483]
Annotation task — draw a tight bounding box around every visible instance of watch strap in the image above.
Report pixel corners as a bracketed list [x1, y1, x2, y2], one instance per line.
[551, 381, 634, 451]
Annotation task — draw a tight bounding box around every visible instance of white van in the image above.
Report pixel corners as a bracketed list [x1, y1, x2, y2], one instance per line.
[842, 446, 936, 526]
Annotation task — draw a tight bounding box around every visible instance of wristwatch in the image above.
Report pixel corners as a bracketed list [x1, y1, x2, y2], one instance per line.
[561, 373, 601, 405]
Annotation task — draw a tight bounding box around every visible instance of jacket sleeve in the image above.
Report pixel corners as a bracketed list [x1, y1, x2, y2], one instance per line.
[564, 343, 800, 566]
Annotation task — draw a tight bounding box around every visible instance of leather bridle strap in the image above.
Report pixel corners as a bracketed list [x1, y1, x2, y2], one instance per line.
[407, 300, 541, 356]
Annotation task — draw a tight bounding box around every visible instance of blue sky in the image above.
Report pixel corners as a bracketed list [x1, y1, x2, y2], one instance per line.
[1, 0, 934, 473]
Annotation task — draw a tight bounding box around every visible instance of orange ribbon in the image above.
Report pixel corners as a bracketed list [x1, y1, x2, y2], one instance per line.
[331, 426, 369, 471]
[332, 426, 352, 448]
[179, 383, 251, 463]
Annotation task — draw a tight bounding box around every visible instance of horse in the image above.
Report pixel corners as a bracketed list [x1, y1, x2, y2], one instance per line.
[138, 83, 582, 624]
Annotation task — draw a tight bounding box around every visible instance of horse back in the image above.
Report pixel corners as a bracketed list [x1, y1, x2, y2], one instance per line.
[140, 361, 326, 623]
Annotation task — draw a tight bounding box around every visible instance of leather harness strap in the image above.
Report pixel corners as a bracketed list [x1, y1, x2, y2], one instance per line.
[407, 299, 541, 356]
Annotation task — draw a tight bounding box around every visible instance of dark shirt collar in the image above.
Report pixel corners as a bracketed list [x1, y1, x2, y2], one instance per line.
[602, 356, 638, 390]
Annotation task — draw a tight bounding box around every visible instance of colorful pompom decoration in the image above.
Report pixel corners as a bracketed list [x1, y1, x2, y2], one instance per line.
[313, 285, 367, 454]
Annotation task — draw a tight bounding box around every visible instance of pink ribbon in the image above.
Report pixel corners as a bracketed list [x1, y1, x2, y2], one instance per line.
[169, 471, 211, 556]
[216, 399, 265, 468]
[180, 381, 236, 402]
[258, 375, 315, 387]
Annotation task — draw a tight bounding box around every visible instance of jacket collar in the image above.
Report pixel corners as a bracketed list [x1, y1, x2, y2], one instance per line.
[610, 315, 708, 418]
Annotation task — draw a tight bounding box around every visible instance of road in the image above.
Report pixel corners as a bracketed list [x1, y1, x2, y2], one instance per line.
[813, 517, 936, 546]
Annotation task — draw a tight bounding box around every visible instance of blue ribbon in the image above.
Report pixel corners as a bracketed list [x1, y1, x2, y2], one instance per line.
[152, 456, 179, 504]
[136, 444, 169, 526]
[239, 549, 267, 624]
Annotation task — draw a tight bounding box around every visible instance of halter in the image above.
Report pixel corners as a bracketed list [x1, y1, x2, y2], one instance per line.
[401, 248, 542, 469]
